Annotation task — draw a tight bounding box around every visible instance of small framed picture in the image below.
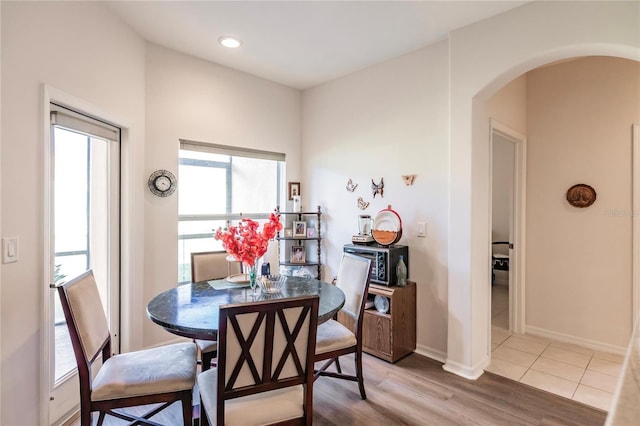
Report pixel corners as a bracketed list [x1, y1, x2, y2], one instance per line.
[293, 221, 307, 238]
[306, 227, 315, 238]
[284, 228, 292, 238]
[288, 182, 301, 200]
[291, 245, 306, 263]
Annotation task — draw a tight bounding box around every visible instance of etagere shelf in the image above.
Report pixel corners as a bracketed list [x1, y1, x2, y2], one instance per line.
[275, 205, 322, 279]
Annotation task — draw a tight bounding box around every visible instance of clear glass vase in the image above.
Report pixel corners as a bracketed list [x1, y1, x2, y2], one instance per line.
[248, 261, 258, 293]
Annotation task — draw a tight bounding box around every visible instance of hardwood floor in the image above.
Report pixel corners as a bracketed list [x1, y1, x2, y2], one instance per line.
[65, 353, 607, 425]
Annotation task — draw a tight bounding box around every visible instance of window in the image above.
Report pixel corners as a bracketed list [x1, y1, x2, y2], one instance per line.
[178, 140, 285, 283]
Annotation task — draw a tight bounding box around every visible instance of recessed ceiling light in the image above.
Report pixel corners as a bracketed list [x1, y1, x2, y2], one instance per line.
[218, 36, 242, 49]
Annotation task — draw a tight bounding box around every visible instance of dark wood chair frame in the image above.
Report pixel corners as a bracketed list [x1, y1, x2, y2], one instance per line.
[190, 250, 242, 372]
[491, 241, 511, 285]
[313, 257, 372, 400]
[58, 270, 193, 426]
[200, 295, 319, 426]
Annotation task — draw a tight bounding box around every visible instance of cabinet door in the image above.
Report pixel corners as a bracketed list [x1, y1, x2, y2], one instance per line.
[363, 312, 392, 357]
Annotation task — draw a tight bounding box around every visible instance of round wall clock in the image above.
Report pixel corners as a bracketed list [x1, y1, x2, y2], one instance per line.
[148, 169, 177, 197]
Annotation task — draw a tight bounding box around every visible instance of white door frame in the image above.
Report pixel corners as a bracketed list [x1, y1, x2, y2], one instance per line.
[42, 86, 127, 426]
[490, 119, 527, 334]
[633, 123, 639, 325]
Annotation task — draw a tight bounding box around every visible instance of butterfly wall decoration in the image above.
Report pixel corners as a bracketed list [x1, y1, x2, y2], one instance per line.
[346, 178, 358, 192]
[371, 178, 384, 198]
[357, 197, 370, 210]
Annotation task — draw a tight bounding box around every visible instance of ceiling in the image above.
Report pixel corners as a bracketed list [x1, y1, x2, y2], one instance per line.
[106, 1, 529, 90]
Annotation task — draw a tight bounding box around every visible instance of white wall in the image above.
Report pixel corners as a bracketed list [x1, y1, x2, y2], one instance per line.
[526, 57, 639, 348]
[143, 44, 302, 347]
[447, 0, 640, 378]
[0, 2, 146, 425]
[302, 41, 450, 359]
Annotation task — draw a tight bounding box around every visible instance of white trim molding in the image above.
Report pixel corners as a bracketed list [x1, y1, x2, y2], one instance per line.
[633, 123, 639, 326]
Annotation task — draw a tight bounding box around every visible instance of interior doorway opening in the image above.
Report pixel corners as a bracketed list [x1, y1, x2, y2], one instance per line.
[490, 120, 526, 335]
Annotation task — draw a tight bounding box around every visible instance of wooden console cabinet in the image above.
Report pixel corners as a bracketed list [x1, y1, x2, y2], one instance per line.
[362, 281, 416, 363]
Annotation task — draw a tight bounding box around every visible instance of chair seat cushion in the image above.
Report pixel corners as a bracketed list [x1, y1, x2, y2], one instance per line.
[196, 339, 218, 354]
[315, 319, 357, 355]
[197, 368, 304, 425]
[92, 342, 196, 401]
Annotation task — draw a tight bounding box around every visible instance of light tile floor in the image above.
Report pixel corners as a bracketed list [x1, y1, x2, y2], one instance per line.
[488, 285, 624, 412]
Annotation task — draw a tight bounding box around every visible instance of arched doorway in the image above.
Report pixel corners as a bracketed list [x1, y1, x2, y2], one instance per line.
[444, 0, 640, 381]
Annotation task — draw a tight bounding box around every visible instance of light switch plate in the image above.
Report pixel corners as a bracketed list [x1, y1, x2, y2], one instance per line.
[2, 237, 19, 263]
[417, 222, 426, 237]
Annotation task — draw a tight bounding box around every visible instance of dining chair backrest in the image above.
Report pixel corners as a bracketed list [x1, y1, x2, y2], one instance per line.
[191, 250, 241, 282]
[335, 252, 373, 322]
[58, 270, 111, 374]
[213, 295, 319, 425]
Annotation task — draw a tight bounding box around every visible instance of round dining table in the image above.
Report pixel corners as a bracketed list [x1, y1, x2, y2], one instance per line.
[146, 275, 345, 341]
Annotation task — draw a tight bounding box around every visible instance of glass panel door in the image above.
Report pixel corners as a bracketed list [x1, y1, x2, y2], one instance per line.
[48, 113, 120, 424]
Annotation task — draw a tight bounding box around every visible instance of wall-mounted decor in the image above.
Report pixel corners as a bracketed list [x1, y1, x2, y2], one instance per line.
[346, 178, 358, 192]
[401, 174, 416, 186]
[148, 169, 177, 197]
[357, 197, 370, 210]
[371, 178, 384, 198]
[566, 184, 596, 208]
[288, 182, 300, 200]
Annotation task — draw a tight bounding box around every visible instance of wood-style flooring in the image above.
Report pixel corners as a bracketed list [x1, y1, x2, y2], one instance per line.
[65, 352, 607, 425]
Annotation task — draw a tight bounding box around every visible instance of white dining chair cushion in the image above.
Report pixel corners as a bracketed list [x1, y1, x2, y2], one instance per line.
[198, 368, 304, 426]
[196, 339, 218, 354]
[335, 254, 370, 319]
[315, 319, 357, 354]
[91, 342, 197, 401]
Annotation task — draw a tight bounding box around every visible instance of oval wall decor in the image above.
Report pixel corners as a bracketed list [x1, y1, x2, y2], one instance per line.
[566, 184, 596, 208]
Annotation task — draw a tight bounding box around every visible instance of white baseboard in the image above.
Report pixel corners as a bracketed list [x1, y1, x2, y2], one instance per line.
[526, 325, 627, 355]
[415, 344, 447, 363]
[442, 356, 488, 380]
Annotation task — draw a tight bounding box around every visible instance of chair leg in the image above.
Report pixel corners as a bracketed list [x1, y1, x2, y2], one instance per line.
[201, 350, 216, 372]
[182, 392, 193, 426]
[335, 356, 342, 373]
[355, 351, 366, 400]
[199, 396, 209, 426]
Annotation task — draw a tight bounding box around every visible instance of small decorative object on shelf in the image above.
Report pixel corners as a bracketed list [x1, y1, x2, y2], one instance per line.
[213, 213, 283, 292]
[291, 245, 305, 263]
[292, 195, 302, 212]
[293, 221, 307, 237]
[396, 255, 407, 286]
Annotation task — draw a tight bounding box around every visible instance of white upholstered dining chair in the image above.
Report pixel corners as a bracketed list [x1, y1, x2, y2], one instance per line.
[191, 250, 243, 371]
[197, 295, 319, 426]
[313, 252, 372, 399]
[57, 270, 197, 426]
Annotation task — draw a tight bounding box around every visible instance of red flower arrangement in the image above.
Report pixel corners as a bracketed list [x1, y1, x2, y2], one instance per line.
[213, 213, 283, 267]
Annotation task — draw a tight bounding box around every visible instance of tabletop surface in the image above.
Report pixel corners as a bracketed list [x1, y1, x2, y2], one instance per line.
[146, 276, 345, 340]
